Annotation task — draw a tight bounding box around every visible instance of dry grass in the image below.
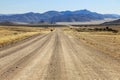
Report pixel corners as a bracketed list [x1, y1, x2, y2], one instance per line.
[0, 26, 51, 48]
[64, 26, 120, 59]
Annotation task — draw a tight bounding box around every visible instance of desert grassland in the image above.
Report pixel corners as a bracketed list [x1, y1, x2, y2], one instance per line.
[63, 26, 120, 59]
[0, 26, 51, 48]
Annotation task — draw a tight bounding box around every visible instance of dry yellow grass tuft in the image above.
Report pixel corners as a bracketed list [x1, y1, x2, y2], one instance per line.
[0, 32, 39, 46]
[0, 26, 50, 48]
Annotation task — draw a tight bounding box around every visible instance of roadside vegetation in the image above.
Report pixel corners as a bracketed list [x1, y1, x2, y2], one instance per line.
[71, 26, 119, 33]
[0, 26, 51, 48]
[64, 26, 120, 59]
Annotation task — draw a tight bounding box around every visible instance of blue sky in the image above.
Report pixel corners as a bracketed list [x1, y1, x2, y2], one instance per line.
[0, 0, 120, 14]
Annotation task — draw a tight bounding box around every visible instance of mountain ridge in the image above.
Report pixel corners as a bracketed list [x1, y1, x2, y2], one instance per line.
[0, 9, 120, 23]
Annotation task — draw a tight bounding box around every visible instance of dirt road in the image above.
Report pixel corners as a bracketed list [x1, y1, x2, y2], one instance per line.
[0, 28, 120, 80]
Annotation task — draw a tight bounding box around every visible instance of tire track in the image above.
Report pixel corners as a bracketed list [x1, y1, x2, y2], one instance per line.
[63, 32, 120, 79]
[44, 30, 67, 80]
[12, 31, 57, 80]
[63, 35, 101, 79]
[0, 33, 53, 80]
[60, 32, 87, 80]
[0, 34, 48, 59]
[68, 36, 120, 79]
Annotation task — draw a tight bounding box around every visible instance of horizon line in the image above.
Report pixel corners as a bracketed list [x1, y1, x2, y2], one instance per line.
[0, 9, 120, 15]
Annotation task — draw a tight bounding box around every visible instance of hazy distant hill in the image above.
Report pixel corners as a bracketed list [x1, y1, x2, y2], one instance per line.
[0, 9, 120, 23]
[103, 19, 120, 25]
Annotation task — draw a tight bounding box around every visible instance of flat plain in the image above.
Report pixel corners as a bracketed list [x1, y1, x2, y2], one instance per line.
[0, 26, 120, 80]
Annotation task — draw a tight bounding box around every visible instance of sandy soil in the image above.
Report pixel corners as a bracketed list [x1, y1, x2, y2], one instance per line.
[64, 27, 120, 60]
[0, 28, 120, 80]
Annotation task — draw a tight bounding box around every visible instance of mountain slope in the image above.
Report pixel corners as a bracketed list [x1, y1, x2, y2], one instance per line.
[103, 19, 120, 25]
[52, 10, 105, 22]
[0, 9, 119, 23]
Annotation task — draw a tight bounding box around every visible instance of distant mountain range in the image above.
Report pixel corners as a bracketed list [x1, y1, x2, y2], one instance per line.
[0, 9, 120, 23]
